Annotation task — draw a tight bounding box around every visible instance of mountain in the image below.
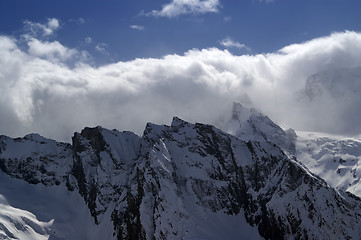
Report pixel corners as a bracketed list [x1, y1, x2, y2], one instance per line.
[223, 103, 361, 197]
[1, 112, 361, 239]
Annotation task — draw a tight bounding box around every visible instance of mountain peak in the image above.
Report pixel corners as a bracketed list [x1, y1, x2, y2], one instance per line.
[171, 116, 186, 127]
[223, 102, 296, 153]
[75, 126, 107, 153]
[231, 102, 262, 122]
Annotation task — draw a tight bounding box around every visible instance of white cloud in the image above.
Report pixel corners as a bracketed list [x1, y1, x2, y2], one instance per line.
[130, 25, 145, 31]
[220, 37, 248, 50]
[23, 18, 60, 38]
[149, 0, 220, 17]
[27, 38, 77, 61]
[47, 18, 60, 30]
[1, 31, 361, 142]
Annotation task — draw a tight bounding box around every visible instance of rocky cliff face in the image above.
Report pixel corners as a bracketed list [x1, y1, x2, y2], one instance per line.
[1, 115, 361, 239]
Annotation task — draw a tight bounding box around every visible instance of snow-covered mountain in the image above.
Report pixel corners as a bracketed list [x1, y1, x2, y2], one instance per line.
[1, 106, 361, 239]
[222, 103, 361, 198]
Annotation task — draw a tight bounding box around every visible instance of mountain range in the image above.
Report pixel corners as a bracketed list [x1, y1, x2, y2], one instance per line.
[1, 103, 361, 239]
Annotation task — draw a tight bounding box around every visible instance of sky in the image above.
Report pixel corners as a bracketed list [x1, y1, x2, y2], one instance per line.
[0, 0, 361, 142]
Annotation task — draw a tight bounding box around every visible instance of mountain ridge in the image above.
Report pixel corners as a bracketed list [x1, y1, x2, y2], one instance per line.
[1, 108, 361, 239]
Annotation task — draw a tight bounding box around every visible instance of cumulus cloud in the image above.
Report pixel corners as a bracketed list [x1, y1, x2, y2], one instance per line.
[1, 28, 361, 142]
[220, 37, 248, 50]
[130, 25, 145, 31]
[148, 0, 220, 18]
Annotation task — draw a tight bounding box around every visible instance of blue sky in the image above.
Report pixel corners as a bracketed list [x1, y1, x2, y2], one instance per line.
[1, 0, 361, 63]
[1, 0, 361, 141]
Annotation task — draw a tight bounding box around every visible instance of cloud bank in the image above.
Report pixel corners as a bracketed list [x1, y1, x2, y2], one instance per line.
[1, 24, 361, 141]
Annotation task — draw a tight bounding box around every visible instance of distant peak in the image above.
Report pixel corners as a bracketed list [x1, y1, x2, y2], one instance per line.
[224, 102, 296, 153]
[231, 102, 262, 123]
[171, 116, 187, 128]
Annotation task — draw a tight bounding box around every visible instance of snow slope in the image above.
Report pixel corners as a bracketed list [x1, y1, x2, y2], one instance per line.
[0, 192, 52, 240]
[295, 131, 361, 197]
[0, 171, 114, 240]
